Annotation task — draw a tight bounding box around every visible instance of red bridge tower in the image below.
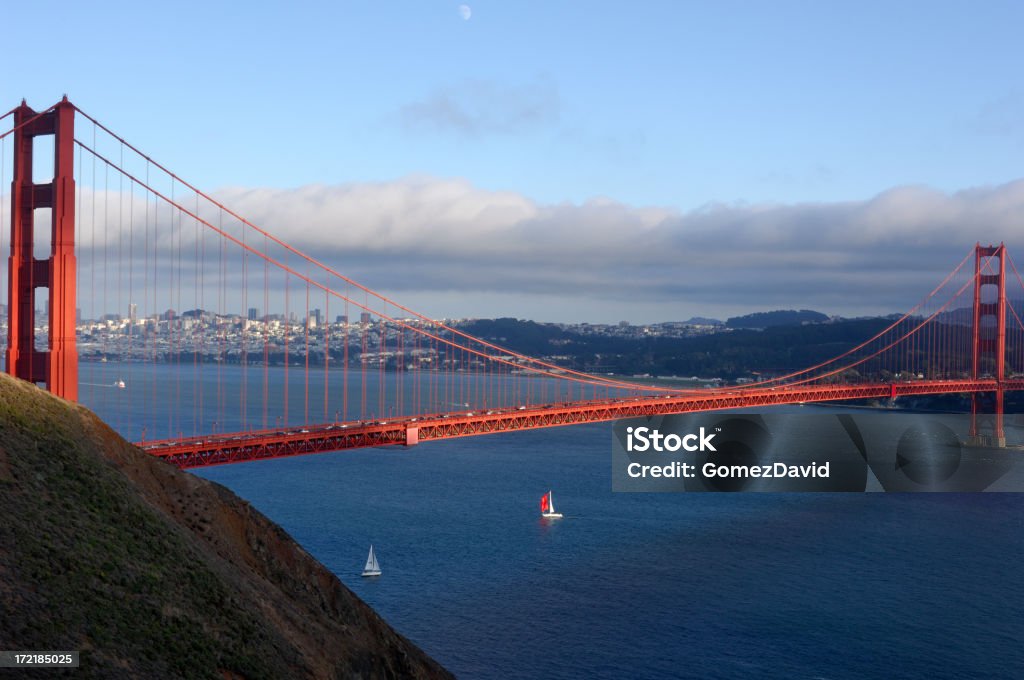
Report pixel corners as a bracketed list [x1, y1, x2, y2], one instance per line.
[5, 98, 78, 401]
[970, 242, 1006, 446]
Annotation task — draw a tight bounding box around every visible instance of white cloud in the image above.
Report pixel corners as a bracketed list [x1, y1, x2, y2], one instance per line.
[61, 177, 1024, 323]
[399, 79, 560, 136]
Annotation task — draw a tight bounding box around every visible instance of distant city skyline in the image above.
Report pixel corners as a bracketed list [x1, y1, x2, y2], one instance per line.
[5, 2, 1024, 323]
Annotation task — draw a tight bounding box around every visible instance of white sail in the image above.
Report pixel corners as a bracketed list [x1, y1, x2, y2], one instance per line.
[362, 545, 381, 576]
[542, 490, 563, 519]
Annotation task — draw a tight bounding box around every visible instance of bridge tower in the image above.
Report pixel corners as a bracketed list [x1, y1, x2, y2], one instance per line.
[5, 98, 78, 401]
[969, 242, 1005, 446]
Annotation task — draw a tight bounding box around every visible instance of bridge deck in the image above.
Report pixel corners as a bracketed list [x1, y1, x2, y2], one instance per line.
[140, 379, 1022, 468]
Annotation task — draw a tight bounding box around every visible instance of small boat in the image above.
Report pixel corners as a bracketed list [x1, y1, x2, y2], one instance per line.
[115, 379, 126, 389]
[540, 490, 563, 519]
[361, 545, 381, 577]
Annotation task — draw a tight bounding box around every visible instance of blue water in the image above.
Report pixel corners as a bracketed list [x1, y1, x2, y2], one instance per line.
[194, 425, 1024, 679]
[76, 362, 588, 442]
[79, 364, 1024, 678]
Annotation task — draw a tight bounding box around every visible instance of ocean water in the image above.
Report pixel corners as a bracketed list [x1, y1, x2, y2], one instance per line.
[194, 426, 1024, 679]
[79, 364, 1024, 678]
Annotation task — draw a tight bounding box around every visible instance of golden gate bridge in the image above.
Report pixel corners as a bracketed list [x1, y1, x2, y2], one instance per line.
[3, 98, 1023, 468]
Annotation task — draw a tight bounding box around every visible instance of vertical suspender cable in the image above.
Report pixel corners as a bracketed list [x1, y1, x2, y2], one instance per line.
[324, 277, 329, 422]
[241, 220, 248, 429]
[284, 273, 290, 426]
[305, 277, 310, 425]
[268, 233, 272, 430]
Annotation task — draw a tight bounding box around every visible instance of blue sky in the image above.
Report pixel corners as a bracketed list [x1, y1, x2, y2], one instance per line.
[6, 2, 1024, 321]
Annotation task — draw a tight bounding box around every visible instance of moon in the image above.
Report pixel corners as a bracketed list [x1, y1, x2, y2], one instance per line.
[458, 4, 472, 20]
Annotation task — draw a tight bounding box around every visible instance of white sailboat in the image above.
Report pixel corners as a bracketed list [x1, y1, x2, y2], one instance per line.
[540, 490, 563, 519]
[361, 545, 381, 577]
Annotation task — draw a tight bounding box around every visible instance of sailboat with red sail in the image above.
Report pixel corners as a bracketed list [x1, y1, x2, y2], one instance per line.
[540, 490, 563, 519]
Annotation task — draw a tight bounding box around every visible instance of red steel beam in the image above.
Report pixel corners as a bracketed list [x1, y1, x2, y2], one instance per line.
[141, 378, 1022, 469]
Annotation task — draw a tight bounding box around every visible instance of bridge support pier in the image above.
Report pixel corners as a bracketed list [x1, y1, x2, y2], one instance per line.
[5, 98, 78, 401]
[969, 388, 1006, 448]
[968, 243, 1005, 448]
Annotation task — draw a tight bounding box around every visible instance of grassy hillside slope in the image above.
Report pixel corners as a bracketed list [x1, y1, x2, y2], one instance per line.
[0, 373, 452, 679]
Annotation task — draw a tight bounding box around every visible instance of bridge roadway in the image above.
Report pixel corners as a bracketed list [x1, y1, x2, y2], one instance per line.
[140, 378, 1024, 468]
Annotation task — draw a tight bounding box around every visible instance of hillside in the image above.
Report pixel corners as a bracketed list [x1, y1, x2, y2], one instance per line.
[458, 316, 893, 379]
[724, 309, 829, 328]
[0, 373, 452, 679]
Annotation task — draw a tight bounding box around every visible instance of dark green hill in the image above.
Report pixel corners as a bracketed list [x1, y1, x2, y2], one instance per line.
[725, 309, 829, 328]
[0, 373, 451, 679]
[458, 316, 892, 379]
